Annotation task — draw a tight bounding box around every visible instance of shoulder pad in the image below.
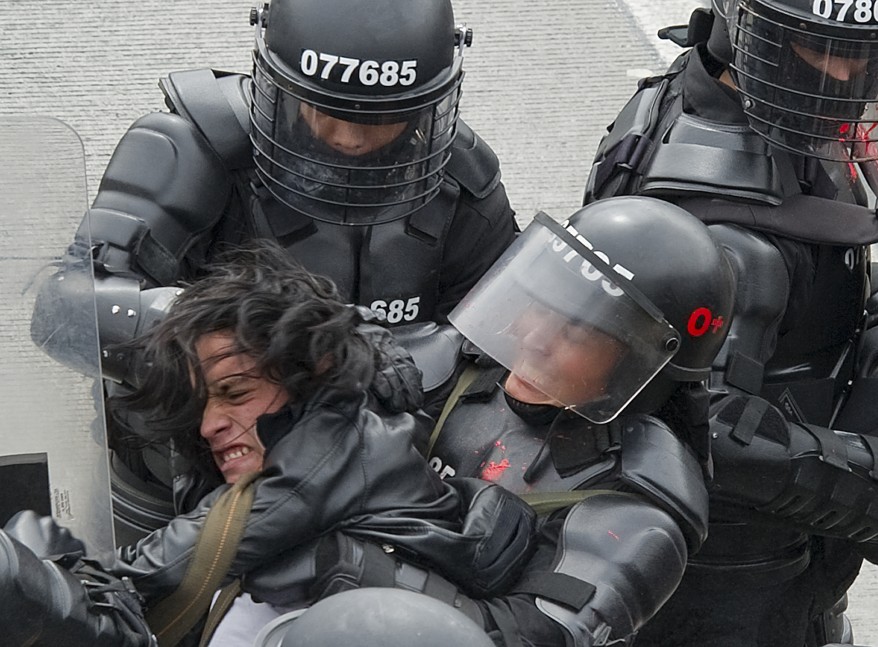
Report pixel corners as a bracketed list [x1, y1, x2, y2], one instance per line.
[619, 414, 709, 550]
[585, 76, 674, 202]
[159, 68, 252, 171]
[90, 111, 231, 284]
[677, 193, 878, 246]
[640, 111, 786, 205]
[390, 322, 464, 393]
[446, 119, 502, 199]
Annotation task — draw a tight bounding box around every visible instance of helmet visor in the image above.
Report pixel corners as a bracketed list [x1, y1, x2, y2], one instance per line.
[250, 51, 460, 225]
[731, 0, 878, 160]
[449, 213, 681, 423]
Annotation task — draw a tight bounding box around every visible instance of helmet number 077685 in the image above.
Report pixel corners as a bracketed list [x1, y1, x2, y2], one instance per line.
[300, 49, 418, 87]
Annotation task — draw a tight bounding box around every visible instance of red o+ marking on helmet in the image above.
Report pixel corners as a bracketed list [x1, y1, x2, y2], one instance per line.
[687, 307, 726, 337]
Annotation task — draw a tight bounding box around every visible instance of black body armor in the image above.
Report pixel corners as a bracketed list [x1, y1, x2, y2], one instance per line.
[585, 42, 878, 647]
[429, 376, 709, 646]
[35, 68, 515, 544]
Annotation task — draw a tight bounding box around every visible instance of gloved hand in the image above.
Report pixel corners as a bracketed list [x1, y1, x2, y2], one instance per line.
[0, 530, 156, 646]
[354, 310, 424, 415]
[3, 509, 86, 558]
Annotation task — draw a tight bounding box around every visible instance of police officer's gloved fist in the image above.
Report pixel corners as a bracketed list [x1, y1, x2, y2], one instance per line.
[355, 314, 424, 415]
[3, 509, 86, 559]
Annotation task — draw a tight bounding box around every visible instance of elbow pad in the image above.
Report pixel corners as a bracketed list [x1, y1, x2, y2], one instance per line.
[32, 264, 180, 383]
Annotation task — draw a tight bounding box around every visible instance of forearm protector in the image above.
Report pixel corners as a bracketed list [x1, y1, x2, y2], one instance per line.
[524, 492, 689, 647]
[710, 395, 878, 548]
[247, 501, 683, 647]
[0, 531, 155, 646]
[31, 263, 180, 383]
[245, 531, 565, 647]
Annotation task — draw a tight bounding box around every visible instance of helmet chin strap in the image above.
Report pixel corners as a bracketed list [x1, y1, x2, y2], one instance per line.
[502, 386, 563, 426]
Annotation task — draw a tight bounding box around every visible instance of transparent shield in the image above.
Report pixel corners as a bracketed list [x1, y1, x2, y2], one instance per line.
[449, 215, 681, 423]
[0, 117, 113, 553]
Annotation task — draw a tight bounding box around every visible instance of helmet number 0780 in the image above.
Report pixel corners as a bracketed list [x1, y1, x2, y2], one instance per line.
[811, 0, 878, 23]
[300, 49, 418, 87]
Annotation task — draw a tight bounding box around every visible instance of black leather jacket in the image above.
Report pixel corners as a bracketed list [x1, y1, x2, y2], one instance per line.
[111, 384, 534, 606]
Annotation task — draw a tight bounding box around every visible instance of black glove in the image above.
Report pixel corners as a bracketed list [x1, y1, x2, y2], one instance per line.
[3, 509, 86, 558]
[0, 530, 155, 646]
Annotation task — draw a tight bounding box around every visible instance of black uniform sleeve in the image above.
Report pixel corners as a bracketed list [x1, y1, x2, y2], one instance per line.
[436, 180, 517, 321]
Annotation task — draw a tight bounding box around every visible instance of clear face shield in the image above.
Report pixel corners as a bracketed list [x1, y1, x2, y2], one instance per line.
[731, 0, 878, 161]
[250, 45, 461, 225]
[449, 213, 682, 424]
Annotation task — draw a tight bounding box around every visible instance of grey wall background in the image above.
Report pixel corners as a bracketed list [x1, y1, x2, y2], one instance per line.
[1, 0, 875, 637]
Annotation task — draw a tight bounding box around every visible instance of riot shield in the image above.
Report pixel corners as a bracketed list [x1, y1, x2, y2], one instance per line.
[0, 116, 113, 554]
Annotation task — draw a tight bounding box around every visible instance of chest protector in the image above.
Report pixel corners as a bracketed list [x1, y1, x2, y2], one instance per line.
[585, 58, 875, 426]
[429, 382, 708, 550]
[161, 68, 501, 325]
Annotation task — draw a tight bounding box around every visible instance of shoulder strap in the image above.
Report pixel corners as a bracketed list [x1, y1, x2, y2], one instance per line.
[427, 362, 481, 456]
[198, 579, 243, 647]
[519, 488, 650, 517]
[146, 470, 261, 647]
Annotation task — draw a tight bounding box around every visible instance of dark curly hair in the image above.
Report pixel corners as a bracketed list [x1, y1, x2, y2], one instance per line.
[112, 241, 375, 462]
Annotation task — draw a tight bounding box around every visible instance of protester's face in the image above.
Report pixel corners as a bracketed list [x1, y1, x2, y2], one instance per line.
[299, 103, 407, 157]
[503, 306, 626, 408]
[196, 332, 289, 484]
[791, 41, 870, 82]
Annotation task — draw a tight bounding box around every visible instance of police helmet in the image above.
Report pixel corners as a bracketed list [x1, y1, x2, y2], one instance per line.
[253, 588, 494, 647]
[449, 197, 736, 423]
[249, 0, 471, 225]
[717, 0, 878, 161]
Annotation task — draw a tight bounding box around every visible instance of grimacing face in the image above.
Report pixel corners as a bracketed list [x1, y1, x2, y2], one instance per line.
[503, 305, 626, 408]
[195, 331, 289, 484]
[299, 103, 408, 157]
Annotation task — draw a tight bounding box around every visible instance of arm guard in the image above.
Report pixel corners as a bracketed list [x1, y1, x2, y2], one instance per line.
[710, 395, 878, 549]
[257, 494, 689, 647]
[31, 264, 180, 383]
[705, 224, 790, 396]
[523, 493, 689, 647]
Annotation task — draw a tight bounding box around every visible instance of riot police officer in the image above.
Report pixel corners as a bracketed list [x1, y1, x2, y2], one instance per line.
[35, 0, 517, 542]
[422, 196, 738, 646]
[585, 0, 878, 644]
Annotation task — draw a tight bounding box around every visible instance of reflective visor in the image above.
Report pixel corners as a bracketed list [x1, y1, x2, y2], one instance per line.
[249, 50, 461, 225]
[449, 213, 681, 423]
[732, 0, 878, 160]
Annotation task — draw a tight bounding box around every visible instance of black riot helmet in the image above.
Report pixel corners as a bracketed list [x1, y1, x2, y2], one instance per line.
[720, 0, 878, 161]
[253, 588, 495, 647]
[449, 197, 736, 423]
[249, 0, 471, 225]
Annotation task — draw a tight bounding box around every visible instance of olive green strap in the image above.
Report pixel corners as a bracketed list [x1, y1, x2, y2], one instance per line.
[519, 489, 637, 516]
[198, 579, 243, 647]
[146, 471, 261, 647]
[427, 363, 482, 456]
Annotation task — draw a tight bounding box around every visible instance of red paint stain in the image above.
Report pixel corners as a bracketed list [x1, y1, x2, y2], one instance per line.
[608, 530, 620, 541]
[481, 459, 511, 482]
